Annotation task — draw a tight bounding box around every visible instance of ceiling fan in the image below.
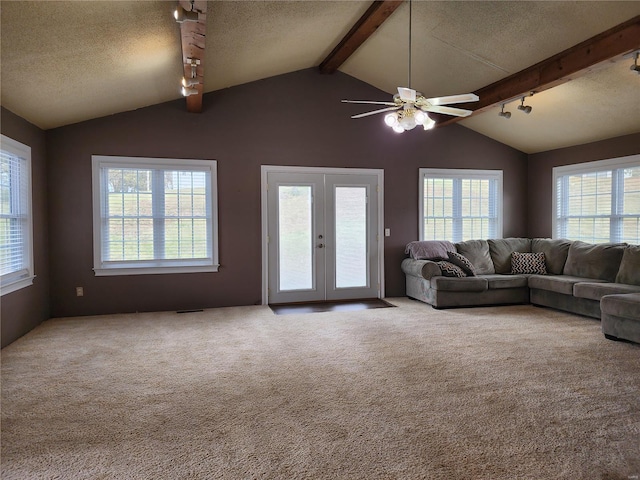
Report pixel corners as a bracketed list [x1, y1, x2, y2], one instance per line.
[342, 89, 479, 132]
[342, 1, 479, 133]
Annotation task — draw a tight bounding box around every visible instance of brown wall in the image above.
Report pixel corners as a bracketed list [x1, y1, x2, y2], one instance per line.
[46, 69, 528, 317]
[1, 107, 50, 347]
[527, 132, 640, 238]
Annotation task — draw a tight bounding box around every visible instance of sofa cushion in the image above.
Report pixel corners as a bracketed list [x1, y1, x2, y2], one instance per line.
[528, 275, 606, 296]
[481, 274, 529, 290]
[405, 240, 456, 260]
[511, 252, 547, 275]
[563, 241, 626, 282]
[573, 282, 640, 301]
[615, 245, 640, 286]
[532, 238, 572, 274]
[601, 293, 640, 319]
[430, 276, 487, 292]
[447, 251, 476, 276]
[435, 261, 466, 277]
[488, 238, 531, 274]
[455, 240, 495, 275]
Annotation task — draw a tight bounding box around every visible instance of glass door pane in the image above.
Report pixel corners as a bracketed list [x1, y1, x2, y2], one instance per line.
[335, 187, 367, 288]
[278, 185, 313, 291]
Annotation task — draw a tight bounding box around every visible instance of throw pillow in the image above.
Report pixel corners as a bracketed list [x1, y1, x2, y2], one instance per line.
[447, 251, 476, 276]
[436, 261, 467, 278]
[511, 252, 547, 275]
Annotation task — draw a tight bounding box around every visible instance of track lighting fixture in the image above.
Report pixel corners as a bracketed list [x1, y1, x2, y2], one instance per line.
[182, 77, 199, 88]
[181, 86, 198, 97]
[498, 104, 511, 119]
[631, 52, 640, 74]
[174, 1, 198, 23]
[518, 97, 532, 114]
[179, 57, 200, 96]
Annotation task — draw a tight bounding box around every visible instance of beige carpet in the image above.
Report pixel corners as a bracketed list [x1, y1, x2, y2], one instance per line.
[2, 298, 639, 479]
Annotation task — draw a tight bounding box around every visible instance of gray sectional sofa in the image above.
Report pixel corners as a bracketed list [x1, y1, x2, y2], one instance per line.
[401, 238, 640, 344]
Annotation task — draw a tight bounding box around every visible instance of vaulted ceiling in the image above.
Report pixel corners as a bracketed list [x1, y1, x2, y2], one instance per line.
[1, 1, 639, 154]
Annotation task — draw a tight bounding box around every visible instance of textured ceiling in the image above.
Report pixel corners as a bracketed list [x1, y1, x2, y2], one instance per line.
[1, 1, 639, 153]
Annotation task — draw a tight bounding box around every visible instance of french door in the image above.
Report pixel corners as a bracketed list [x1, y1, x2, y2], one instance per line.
[263, 167, 382, 304]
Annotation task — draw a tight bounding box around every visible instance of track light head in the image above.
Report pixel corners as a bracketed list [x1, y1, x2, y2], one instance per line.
[174, 6, 199, 23]
[518, 97, 532, 114]
[499, 104, 511, 119]
[181, 86, 198, 97]
[182, 77, 199, 88]
[631, 52, 640, 74]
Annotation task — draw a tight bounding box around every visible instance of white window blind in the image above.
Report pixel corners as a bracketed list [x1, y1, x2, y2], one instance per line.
[554, 155, 640, 244]
[92, 156, 219, 275]
[1, 135, 34, 295]
[419, 168, 503, 242]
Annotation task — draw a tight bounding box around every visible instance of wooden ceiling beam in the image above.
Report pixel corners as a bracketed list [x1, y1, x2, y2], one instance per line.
[178, 0, 207, 113]
[319, 0, 403, 74]
[436, 15, 640, 128]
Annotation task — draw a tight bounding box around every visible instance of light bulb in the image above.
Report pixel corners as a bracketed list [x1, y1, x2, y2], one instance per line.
[384, 113, 398, 127]
[392, 124, 404, 133]
[414, 110, 427, 125]
[399, 115, 417, 130]
[422, 116, 435, 130]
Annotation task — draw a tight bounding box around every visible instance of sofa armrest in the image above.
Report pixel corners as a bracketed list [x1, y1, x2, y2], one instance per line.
[401, 258, 442, 280]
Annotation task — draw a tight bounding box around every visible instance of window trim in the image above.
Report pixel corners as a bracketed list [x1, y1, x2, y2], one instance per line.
[418, 168, 503, 242]
[1, 135, 35, 296]
[91, 155, 219, 276]
[552, 154, 640, 242]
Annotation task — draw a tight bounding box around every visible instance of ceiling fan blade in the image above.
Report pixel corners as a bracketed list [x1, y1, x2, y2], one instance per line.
[421, 105, 474, 117]
[397, 87, 416, 102]
[425, 93, 479, 105]
[341, 100, 397, 106]
[351, 106, 400, 119]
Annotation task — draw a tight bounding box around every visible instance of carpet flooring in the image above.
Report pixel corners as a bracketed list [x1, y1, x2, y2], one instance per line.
[1, 298, 639, 479]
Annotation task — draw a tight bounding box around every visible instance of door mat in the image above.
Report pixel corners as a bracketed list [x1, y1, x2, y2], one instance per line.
[270, 298, 395, 315]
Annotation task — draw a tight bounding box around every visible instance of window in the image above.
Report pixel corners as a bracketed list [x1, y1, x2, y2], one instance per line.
[1, 135, 34, 295]
[553, 155, 640, 244]
[419, 168, 503, 242]
[92, 156, 219, 276]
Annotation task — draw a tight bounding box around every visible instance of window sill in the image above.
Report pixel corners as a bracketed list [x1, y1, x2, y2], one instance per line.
[1, 275, 35, 296]
[94, 265, 220, 276]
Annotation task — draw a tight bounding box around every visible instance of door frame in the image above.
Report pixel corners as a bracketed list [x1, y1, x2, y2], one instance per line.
[260, 165, 385, 305]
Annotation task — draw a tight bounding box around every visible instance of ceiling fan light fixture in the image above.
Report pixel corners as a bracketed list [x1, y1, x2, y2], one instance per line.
[384, 112, 399, 127]
[392, 124, 405, 134]
[414, 110, 427, 125]
[422, 116, 435, 130]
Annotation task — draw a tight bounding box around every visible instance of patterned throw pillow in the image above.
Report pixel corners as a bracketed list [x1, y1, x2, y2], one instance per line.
[447, 251, 476, 276]
[511, 251, 547, 275]
[435, 261, 467, 277]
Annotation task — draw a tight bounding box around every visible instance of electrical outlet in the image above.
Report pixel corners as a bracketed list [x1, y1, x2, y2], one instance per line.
[76, 287, 84, 297]
[384, 228, 391, 237]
